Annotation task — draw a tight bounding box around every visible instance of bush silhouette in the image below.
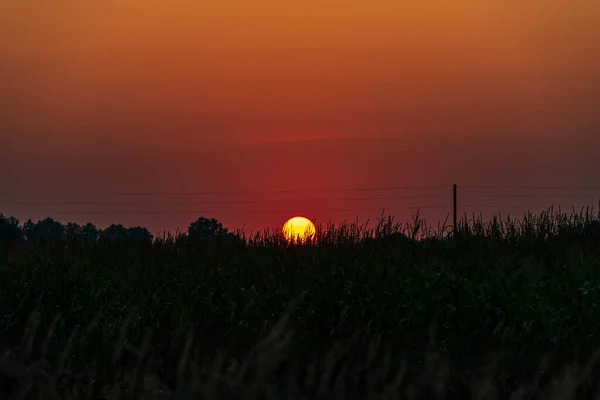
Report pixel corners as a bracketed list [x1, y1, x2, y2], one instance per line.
[0, 214, 23, 244]
[23, 217, 64, 246]
[98, 224, 153, 246]
[187, 217, 243, 247]
[63, 222, 100, 248]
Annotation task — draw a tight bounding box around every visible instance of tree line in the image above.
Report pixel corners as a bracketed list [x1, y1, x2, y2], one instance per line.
[0, 213, 242, 247]
[1, 211, 598, 250]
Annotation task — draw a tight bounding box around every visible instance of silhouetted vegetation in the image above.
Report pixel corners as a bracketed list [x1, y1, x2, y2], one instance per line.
[0, 213, 21, 244]
[186, 216, 245, 248]
[0, 207, 599, 399]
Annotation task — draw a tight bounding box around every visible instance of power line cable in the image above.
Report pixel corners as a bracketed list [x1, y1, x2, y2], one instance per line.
[110, 185, 453, 196]
[6, 194, 451, 206]
[462, 185, 600, 190]
[6, 193, 597, 207]
[23, 205, 452, 217]
[462, 194, 600, 199]
[3, 185, 453, 198]
[462, 204, 598, 209]
[6, 185, 598, 200]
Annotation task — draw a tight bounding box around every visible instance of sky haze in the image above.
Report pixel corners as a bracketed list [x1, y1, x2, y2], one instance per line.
[1, 0, 599, 233]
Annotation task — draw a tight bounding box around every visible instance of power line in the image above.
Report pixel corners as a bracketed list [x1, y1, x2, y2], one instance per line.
[4, 185, 453, 198]
[8, 204, 595, 215]
[20, 205, 452, 217]
[109, 185, 454, 196]
[462, 204, 598, 209]
[5, 194, 597, 207]
[462, 185, 600, 190]
[6, 194, 450, 206]
[3, 183, 598, 223]
[462, 194, 600, 199]
[5, 185, 598, 200]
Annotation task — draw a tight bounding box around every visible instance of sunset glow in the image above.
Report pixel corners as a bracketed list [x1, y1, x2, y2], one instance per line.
[0, 0, 599, 234]
[282, 216, 316, 243]
[1, 1, 599, 392]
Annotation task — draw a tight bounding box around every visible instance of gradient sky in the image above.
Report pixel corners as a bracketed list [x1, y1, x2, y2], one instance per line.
[1, 0, 599, 234]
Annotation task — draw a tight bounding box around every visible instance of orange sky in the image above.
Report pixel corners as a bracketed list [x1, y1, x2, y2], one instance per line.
[1, 0, 599, 234]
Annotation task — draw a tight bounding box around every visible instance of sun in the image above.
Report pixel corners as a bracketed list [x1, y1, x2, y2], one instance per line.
[282, 216, 316, 243]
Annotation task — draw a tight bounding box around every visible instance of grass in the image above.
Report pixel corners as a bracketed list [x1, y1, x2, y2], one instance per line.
[0, 205, 599, 399]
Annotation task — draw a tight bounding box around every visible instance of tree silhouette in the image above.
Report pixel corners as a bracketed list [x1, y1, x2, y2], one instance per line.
[0, 213, 22, 244]
[188, 217, 229, 239]
[187, 217, 243, 247]
[98, 224, 128, 246]
[81, 223, 100, 247]
[63, 222, 99, 247]
[98, 224, 153, 246]
[126, 226, 154, 245]
[23, 218, 64, 246]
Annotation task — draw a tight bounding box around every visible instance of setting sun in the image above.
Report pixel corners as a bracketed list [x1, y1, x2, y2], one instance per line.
[282, 216, 316, 243]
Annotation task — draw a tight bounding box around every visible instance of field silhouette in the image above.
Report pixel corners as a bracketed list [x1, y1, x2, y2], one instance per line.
[0, 207, 600, 399]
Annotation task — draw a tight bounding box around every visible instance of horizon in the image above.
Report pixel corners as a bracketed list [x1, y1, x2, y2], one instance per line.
[2, 192, 599, 239]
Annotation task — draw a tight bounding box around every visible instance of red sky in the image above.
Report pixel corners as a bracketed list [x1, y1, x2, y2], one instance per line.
[1, 0, 599, 235]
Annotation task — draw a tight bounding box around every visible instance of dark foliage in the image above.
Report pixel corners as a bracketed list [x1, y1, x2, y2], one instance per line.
[186, 216, 245, 248]
[1, 209, 600, 398]
[23, 217, 64, 246]
[0, 214, 22, 244]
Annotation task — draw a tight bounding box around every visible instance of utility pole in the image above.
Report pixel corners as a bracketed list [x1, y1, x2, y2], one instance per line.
[453, 184, 457, 235]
